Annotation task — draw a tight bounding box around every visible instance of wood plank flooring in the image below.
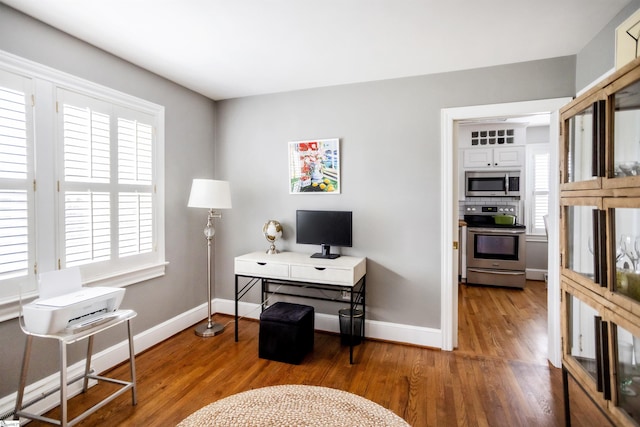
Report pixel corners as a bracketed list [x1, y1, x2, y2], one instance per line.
[22, 280, 611, 426]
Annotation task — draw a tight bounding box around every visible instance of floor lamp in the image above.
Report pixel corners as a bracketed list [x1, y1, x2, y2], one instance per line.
[188, 179, 232, 337]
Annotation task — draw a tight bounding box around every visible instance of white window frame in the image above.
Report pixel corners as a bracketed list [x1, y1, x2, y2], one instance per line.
[0, 50, 166, 321]
[0, 69, 36, 306]
[525, 142, 550, 239]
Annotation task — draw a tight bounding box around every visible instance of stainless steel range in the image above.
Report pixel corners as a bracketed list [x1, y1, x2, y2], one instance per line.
[464, 204, 526, 289]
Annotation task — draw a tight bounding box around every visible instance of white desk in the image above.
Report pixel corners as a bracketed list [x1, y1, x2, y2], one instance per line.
[234, 251, 366, 363]
[15, 309, 137, 426]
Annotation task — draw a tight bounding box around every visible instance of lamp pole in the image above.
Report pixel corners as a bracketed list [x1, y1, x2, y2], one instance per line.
[195, 209, 224, 337]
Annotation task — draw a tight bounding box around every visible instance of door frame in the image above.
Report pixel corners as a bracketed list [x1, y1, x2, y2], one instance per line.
[440, 97, 571, 367]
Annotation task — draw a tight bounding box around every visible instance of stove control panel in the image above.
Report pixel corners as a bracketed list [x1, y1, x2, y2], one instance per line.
[464, 204, 518, 216]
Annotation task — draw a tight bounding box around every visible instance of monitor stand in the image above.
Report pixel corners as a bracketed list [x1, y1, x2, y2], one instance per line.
[311, 244, 340, 259]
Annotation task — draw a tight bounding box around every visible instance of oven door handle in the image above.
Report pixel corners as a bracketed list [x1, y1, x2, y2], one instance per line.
[467, 268, 525, 276]
[468, 228, 525, 234]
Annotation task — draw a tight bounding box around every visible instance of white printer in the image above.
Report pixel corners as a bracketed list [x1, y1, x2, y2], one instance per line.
[22, 267, 126, 335]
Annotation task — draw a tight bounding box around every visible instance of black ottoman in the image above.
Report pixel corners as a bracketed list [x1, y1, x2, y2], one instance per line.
[259, 302, 314, 364]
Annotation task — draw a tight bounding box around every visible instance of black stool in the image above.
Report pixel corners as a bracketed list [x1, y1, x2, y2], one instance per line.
[259, 302, 314, 364]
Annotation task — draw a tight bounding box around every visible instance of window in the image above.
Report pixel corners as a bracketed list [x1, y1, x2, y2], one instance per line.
[526, 143, 550, 237]
[57, 89, 159, 279]
[0, 52, 165, 320]
[0, 70, 35, 304]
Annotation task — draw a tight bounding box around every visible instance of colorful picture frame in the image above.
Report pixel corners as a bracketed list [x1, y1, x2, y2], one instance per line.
[288, 138, 340, 194]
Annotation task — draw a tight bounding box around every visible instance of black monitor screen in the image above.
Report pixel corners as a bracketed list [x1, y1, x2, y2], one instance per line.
[296, 210, 352, 258]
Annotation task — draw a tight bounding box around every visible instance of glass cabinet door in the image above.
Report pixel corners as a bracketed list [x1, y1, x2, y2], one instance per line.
[564, 204, 606, 286]
[565, 289, 613, 403]
[564, 101, 604, 184]
[613, 79, 640, 180]
[612, 204, 640, 302]
[567, 292, 600, 384]
[614, 324, 640, 422]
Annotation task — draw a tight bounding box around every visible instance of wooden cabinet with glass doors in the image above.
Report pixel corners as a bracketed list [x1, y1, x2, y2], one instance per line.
[560, 56, 640, 426]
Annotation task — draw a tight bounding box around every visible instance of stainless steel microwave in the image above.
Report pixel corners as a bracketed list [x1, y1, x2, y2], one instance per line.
[465, 170, 521, 197]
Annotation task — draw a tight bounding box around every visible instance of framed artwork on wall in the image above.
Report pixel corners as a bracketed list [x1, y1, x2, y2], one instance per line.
[288, 138, 340, 194]
[616, 8, 640, 70]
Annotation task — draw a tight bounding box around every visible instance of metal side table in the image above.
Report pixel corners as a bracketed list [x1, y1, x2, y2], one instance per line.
[14, 309, 137, 426]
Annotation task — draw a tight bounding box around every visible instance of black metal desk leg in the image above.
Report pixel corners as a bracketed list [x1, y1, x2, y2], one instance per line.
[235, 274, 239, 342]
[349, 291, 354, 364]
[362, 277, 366, 340]
[563, 365, 571, 427]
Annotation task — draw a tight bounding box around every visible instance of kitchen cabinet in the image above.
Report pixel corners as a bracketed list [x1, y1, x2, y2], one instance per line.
[560, 56, 640, 426]
[462, 146, 524, 169]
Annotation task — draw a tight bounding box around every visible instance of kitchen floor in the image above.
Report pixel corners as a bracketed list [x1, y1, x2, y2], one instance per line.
[457, 279, 549, 365]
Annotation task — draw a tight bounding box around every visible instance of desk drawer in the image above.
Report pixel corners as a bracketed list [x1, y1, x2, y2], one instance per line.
[290, 265, 352, 285]
[235, 260, 289, 279]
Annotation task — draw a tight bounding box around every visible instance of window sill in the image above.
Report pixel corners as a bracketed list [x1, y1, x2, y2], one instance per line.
[0, 261, 168, 323]
[526, 234, 548, 243]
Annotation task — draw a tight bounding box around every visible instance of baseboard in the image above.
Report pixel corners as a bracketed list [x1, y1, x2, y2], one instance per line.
[526, 268, 548, 281]
[214, 298, 442, 348]
[1, 299, 441, 421]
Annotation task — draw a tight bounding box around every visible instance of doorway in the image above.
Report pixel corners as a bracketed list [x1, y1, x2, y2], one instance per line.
[440, 97, 571, 367]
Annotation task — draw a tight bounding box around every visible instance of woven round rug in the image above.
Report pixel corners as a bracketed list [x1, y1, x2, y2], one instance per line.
[177, 384, 409, 426]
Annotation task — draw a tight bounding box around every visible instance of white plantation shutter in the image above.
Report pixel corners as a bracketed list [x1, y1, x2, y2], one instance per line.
[58, 88, 158, 276]
[119, 192, 153, 256]
[60, 92, 113, 266]
[118, 118, 152, 184]
[63, 105, 110, 183]
[117, 117, 154, 257]
[527, 144, 550, 236]
[0, 191, 28, 279]
[64, 191, 111, 266]
[533, 151, 549, 230]
[0, 70, 36, 301]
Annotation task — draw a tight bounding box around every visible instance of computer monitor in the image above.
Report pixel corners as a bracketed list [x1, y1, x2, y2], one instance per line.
[296, 210, 352, 259]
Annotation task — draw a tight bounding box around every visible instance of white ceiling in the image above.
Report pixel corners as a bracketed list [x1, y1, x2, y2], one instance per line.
[2, 0, 633, 100]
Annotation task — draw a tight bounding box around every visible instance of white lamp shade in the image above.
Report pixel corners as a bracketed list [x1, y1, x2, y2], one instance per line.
[188, 179, 232, 209]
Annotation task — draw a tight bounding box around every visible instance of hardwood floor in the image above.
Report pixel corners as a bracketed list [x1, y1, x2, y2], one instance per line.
[23, 280, 610, 426]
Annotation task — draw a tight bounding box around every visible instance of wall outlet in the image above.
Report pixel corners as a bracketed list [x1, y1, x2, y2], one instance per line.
[341, 290, 349, 300]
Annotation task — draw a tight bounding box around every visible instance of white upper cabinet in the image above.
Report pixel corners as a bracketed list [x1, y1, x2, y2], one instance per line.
[462, 146, 524, 169]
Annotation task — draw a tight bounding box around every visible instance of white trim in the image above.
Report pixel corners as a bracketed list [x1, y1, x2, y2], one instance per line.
[526, 234, 548, 243]
[546, 107, 563, 367]
[526, 268, 548, 282]
[84, 262, 169, 288]
[215, 299, 442, 348]
[441, 97, 572, 367]
[440, 109, 457, 351]
[0, 49, 162, 113]
[0, 263, 168, 322]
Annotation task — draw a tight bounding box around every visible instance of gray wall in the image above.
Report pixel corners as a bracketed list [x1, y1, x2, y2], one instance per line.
[0, 4, 217, 398]
[576, 0, 640, 91]
[214, 58, 576, 327]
